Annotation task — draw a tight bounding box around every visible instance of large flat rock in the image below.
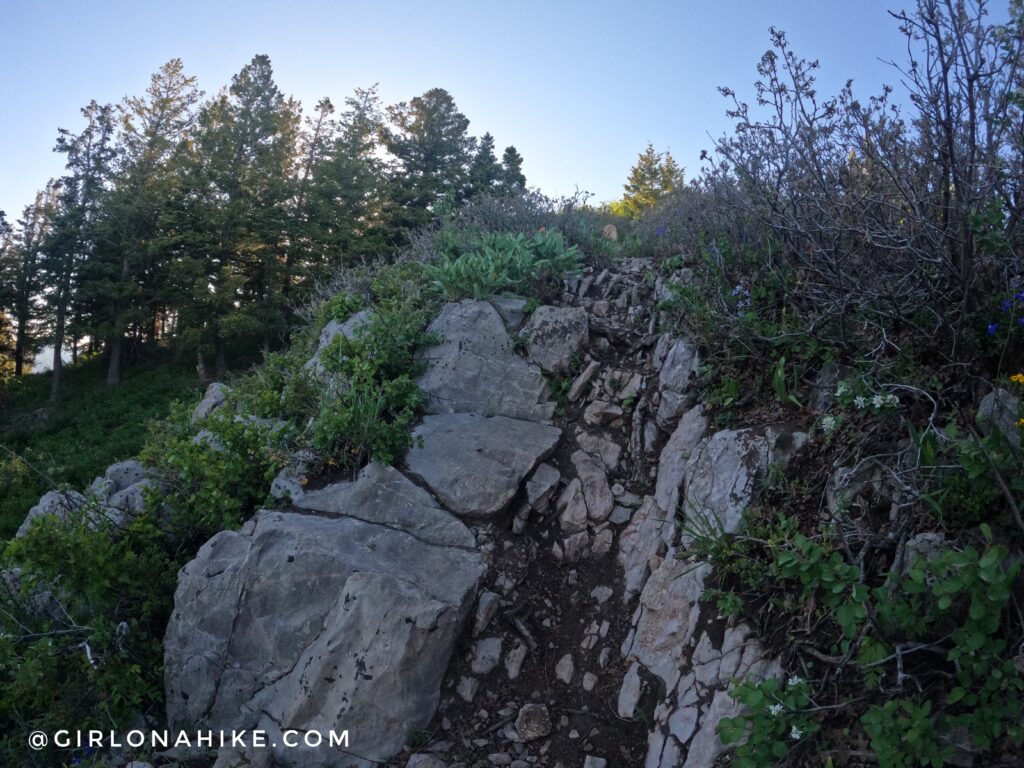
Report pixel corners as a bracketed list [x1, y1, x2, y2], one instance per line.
[417, 301, 555, 421]
[164, 464, 484, 768]
[405, 413, 561, 518]
[521, 305, 589, 374]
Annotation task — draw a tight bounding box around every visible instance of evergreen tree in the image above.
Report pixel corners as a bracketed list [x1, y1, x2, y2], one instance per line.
[42, 100, 117, 401]
[499, 145, 526, 193]
[384, 88, 473, 231]
[620, 143, 683, 219]
[85, 59, 202, 384]
[469, 132, 503, 197]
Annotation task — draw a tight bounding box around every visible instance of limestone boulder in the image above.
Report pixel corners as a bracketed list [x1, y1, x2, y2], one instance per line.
[417, 301, 554, 421]
[521, 305, 589, 374]
[164, 464, 484, 768]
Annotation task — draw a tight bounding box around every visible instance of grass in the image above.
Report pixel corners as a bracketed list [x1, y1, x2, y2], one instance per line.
[0, 352, 201, 538]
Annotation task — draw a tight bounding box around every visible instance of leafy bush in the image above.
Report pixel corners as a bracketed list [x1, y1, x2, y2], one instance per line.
[717, 676, 818, 766]
[425, 230, 581, 300]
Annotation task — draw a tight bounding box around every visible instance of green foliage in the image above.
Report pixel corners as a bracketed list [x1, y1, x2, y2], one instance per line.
[426, 230, 581, 300]
[0, 406, 281, 763]
[0, 356, 200, 538]
[860, 699, 950, 768]
[717, 676, 818, 766]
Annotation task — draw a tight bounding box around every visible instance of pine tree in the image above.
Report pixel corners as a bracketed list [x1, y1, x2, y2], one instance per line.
[500, 145, 526, 193]
[620, 143, 683, 219]
[42, 100, 117, 401]
[469, 132, 503, 197]
[384, 88, 473, 231]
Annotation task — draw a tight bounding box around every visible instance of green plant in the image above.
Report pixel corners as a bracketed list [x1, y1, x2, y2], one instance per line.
[861, 699, 950, 768]
[771, 356, 802, 407]
[717, 676, 819, 766]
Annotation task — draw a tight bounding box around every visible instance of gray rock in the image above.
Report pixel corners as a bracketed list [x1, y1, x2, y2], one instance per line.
[515, 703, 552, 741]
[471, 637, 503, 675]
[617, 662, 642, 718]
[575, 430, 622, 471]
[622, 558, 710, 691]
[583, 400, 623, 428]
[16, 490, 86, 538]
[305, 309, 374, 381]
[525, 463, 561, 511]
[489, 295, 530, 331]
[505, 643, 528, 680]
[655, 405, 708, 515]
[658, 339, 699, 393]
[900, 532, 947, 575]
[557, 478, 589, 533]
[164, 464, 485, 768]
[562, 531, 591, 561]
[418, 301, 555, 421]
[977, 388, 1021, 448]
[591, 528, 614, 556]
[583, 757, 607, 768]
[105, 479, 156, 526]
[457, 676, 480, 703]
[655, 388, 691, 431]
[473, 592, 502, 636]
[572, 450, 614, 522]
[90, 460, 147, 499]
[191, 382, 231, 424]
[522, 305, 589, 374]
[617, 496, 675, 598]
[405, 413, 560, 518]
[554, 653, 575, 683]
[680, 426, 806, 547]
[568, 360, 601, 402]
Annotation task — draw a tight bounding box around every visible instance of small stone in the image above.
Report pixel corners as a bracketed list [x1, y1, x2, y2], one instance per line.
[618, 663, 642, 718]
[526, 463, 561, 511]
[471, 637, 503, 675]
[583, 757, 608, 768]
[583, 400, 623, 427]
[488, 753, 512, 766]
[474, 592, 501, 636]
[457, 676, 479, 702]
[609, 506, 632, 525]
[598, 647, 610, 668]
[590, 586, 613, 605]
[568, 729, 580, 739]
[568, 361, 601, 402]
[592, 300, 610, 317]
[561, 531, 590, 561]
[506, 643, 528, 680]
[582, 672, 598, 691]
[555, 653, 575, 684]
[515, 703, 552, 742]
[591, 529, 614, 556]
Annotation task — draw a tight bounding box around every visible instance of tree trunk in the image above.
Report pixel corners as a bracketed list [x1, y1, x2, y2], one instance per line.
[14, 317, 26, 377]
[215, 334, 228, 379]
[49, 307, 66, 403]
[106, 334, 122, 385]
[196, 347, 208, 383]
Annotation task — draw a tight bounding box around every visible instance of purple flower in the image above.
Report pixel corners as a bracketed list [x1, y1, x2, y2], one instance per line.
[988, 322, 999, 335]
[655, 225, 666, 237]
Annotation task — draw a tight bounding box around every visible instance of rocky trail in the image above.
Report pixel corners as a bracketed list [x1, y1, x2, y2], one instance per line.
[14, 256, 809, 768]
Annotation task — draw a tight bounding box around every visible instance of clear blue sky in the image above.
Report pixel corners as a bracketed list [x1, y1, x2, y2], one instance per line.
[1, 0, 910, 221]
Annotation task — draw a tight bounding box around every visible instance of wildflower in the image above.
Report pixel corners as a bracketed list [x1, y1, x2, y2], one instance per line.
[1018, 317, 1024, 327]
[787, 676, 804, 687]
[790, 724, 803, 741]
[988, 322, 999, 336]
[821, 415, 838, 434]
[836, 381, 851, 398]
[1011, 373, 1024, 385]
[854, 395, 867, 409]
[1001, 298, 1014, 312]
[656, 225, 667, 238]
[1016, 291, 1024, 301]
[884, 393, 899, 407]
[1017, 418, 1024, 427]
[768, 703, 785, 716]
[872, 394, 884, 409]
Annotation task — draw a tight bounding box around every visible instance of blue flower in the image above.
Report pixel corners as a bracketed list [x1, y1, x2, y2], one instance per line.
[1018, 317, 1024, 327]
[655, 225, 666, 238]
[1002, 298, 1014, 312]
[1015, 291, 1024, 301]
[988, 322, 999, 335]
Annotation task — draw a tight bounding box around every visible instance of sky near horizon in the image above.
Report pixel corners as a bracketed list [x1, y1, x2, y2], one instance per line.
[1, 0, 910, 221]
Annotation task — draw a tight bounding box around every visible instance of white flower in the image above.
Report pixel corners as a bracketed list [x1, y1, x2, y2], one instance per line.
[854, 395, 867, 409]
[836, 381, 851, 398]
[768, 703, 784, 716]
[787, 676, 804, 687]
[790, 724, 803, 741]
[871, 394, 884, 409]
[884, 393, 899, 407]
[821, 415, 838, 434]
